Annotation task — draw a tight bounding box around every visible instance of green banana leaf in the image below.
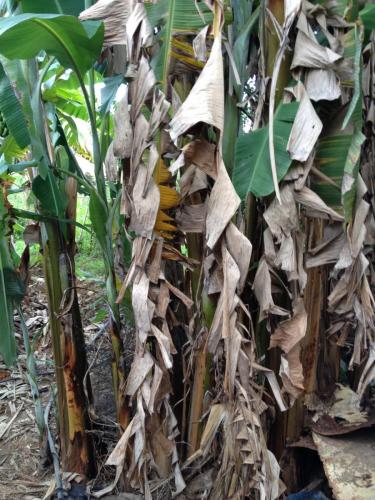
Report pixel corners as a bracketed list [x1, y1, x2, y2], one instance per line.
[315, 134, 350, 191]
[13, 207, 91, 233]
[43, 71, 93, 121]
[0, 260, 17, 366]
[341, 26, 364, 222]
[146, 0, 214, 88]
[146, 0, 213, 32]
[32, 173, 67, 218]
[0, 61, 30, 149]
[342, 26, 362, 129]
[44, 83, 88, 121]
[99, 75, 124, 118]
[223, 4, 259, 173]
[0, 160, 37, 174]
[44, 76, 85, 105]
[314, 128, 364, 222]
[316, 26, 365, 222]
[342, 128, 365, 221]
[359, 4, 375, 30]
[0, 194, 25, 365]
[223, 93, 240, 174]
[0, 14, 104, 75]
[89, 189, 110, 257]
[323, 0, 358, 21]
[232, 102, 299, 199]
[232, 5, 259, 95]
[21, 0, 86, 17]
[0, 134, 27, 163]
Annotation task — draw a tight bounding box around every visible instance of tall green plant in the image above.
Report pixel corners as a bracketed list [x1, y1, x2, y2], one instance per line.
[0, 11, 104, 475]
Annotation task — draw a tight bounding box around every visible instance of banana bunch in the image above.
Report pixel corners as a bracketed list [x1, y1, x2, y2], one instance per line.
[0, 111, 9, 138]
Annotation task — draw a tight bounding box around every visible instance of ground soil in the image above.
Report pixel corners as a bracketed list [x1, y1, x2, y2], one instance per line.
[0, 267, 120, 500]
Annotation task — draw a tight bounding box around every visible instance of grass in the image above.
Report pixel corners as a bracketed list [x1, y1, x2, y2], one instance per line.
[8, 180, 105, 279]
[75, 251, 105, 280]
[75, 193, 105, 279]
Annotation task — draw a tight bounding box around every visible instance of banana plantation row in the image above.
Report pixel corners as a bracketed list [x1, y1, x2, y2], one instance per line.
[0, 0, 374, 498]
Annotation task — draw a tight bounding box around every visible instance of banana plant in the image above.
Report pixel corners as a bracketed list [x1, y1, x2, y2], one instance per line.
[14, 1, 131, 434]
[0, 183, 24, 366]
[0, 0, 373, 496]
[0, 8, 105, 476]
[229, 0, 375, 470]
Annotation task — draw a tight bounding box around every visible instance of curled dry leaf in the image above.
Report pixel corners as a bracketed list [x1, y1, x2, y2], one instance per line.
[265, 449, 283, 500]
[126, 3, 153, 59]
[131, 114, 149, 181]
[193, 25, 209, 62]
[270, 298, 307, 353]
[306, 231, 346, 268]
[199, 404, 228, 456]
[129, 166, 160, 237]
[328, 384, 368, 424]
[151, 324, 173, 370]
[253, 362, 288, 412]
[131, 272, 151, 342]
[225, 222, 252, 294]
[206, 161, 240, 249]
[125, 352, 154, 397]
[349, 199, 369, 259]
[305, 69, 341, 101]
[253, 258, 289, 321]
[130, 57, 156, 122]
[284, 0, 302, 20]
[169, 36, 224, 141]
[280, 345, 305, 401]
[184, 139, 218, 179]
[208, 245, 240, 353]
[287, 83, 323, 162]
[357, 343, 375, 399]
[104, 141, 117, 182]
[113, 86, 132, 159]
[291, 13, 342, 70]
[264, 184, 298, 241]
[176, 203, 207, 233]
[294, 186, 344, 221]
[79, 0, 132, 47]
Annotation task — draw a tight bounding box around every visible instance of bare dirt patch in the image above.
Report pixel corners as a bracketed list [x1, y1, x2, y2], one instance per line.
[0, 268, 119, 499]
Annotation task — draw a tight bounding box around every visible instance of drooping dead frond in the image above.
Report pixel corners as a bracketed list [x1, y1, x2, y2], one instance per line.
[96, 4, 186, 497]
[79, 0, 133, 47]
[169, 7, 282, 496]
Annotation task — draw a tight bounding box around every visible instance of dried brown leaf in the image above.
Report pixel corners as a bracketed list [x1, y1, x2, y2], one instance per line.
[294, 186, 344, 221]
[113, 87, 133, 159]
[169, 36, 224, 141]
[253, 258, 289, 321]
[184, 139, 217, 179]
[193, 25, 209, 62]
[129, 166, 160, 237]
[79, 0, 131, 47]
[291, 13, 342, 70]
[125, 352, 154, 397]
[305, 69, 341, 101]
[104, 141, 118, 182]
[280, 345, 304, 400]
[176, 203, 207, 233]
[225, 222, 252, 294]
[270, 298, 307, 353]
[287, 83, 323, 162]
[264, 185, 298, 241]
[132, 272, 151, 341]
[206, 161, 240, 249]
